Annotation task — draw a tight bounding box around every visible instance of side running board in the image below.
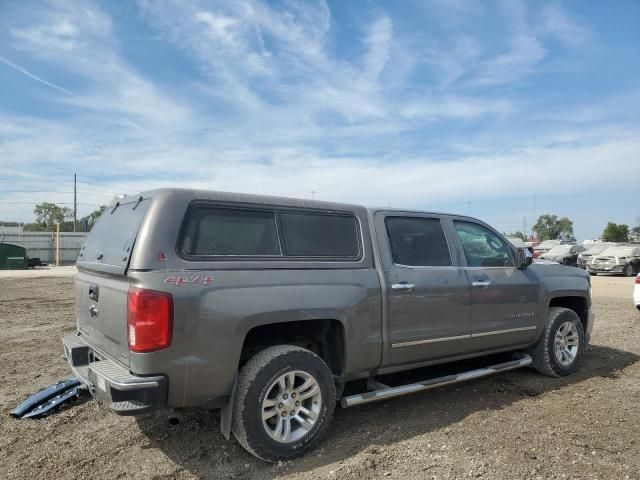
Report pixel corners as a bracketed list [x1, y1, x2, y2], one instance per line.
[341, 354, 532, 408]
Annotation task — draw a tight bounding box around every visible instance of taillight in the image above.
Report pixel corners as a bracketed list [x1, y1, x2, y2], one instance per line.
[127, 287, 173, 353]
[635, 275, 640, 284]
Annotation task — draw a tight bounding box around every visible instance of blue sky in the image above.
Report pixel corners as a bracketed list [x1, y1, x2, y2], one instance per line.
[0, 0, 639, 240]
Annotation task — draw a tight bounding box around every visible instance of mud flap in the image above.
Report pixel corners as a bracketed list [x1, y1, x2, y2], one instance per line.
[10, 378, 87, 419]
[219, 376, 237, 440]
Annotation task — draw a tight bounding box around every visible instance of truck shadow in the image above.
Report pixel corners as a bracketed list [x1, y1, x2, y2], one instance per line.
[136, 344, 638, 480]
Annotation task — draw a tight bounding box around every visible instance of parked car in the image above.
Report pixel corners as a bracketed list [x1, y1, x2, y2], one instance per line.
[63, 189, 594, 461]
[540, 245, 585, 267]
[534, 258, 560, 265]
[577, 242, 618, 269]
[634, 274, 640, 312]
[506, 237, 526, 248]
[588, 246, 640, 276]
[507, 237, 534, 257]
[533, 239, 575, 258]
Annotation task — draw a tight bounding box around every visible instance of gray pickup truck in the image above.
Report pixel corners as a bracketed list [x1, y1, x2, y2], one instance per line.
[64, 188, 594, 461]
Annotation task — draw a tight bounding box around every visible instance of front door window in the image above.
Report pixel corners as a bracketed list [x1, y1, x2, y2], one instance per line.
[454, 221, 514, 268]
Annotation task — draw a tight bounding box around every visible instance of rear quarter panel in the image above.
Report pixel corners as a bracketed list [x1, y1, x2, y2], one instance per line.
[143, 268, 382, 408]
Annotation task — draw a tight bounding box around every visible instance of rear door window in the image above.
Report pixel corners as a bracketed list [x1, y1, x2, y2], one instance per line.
[385, 217, 452, 266]
[279, 212, 360, 258]
[180, 207, 281, 257]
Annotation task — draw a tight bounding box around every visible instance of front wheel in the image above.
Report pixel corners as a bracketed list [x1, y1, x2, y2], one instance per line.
[625, 264, 634, 277]
[231, 345, 335, 462]
[531, 307, 585, 377]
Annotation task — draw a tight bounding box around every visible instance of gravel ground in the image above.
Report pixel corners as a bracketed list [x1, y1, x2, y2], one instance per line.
[1, 275, 639, 479]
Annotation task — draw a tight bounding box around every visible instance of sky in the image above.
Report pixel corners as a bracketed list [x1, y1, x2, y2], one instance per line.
[0, 0, 639, 240]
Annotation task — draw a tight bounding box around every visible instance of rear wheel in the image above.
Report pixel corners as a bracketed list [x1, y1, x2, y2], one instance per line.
[625, 264, 634, 277]
[531, 307, 585, 377]
[231, 345, 335, 462]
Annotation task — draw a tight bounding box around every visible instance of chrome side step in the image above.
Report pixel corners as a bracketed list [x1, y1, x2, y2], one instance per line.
[341, 354, 532, 408]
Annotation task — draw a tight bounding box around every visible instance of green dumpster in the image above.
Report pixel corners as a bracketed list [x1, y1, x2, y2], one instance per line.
[0, 242, 28, 270]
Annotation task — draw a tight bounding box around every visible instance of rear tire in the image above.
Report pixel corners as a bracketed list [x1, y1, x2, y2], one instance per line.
[625, 264, 634, 277]
[231, 345, 335, 462]
[531, 307, 585, 377]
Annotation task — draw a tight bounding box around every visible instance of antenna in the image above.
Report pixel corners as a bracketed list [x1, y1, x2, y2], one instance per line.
[73, 173, 77, 232]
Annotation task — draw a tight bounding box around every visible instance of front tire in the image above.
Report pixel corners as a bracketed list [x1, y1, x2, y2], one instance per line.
[231, 345, 335, 462]
[531, 307, 585, 377]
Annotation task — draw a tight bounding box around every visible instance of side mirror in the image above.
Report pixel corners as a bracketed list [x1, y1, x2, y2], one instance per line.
[517, 248, 533, 269]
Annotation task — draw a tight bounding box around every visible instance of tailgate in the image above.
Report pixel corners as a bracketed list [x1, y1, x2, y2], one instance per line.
[75, 196, 151, 366]
[75, 271, 131, 366]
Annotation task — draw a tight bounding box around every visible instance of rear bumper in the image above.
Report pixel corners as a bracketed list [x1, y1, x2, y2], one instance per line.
[63, 334, 166, 415]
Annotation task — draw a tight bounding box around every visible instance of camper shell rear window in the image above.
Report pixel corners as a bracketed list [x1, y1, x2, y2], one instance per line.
[178, 204, 361, 261]
[78, 196, 150, 274]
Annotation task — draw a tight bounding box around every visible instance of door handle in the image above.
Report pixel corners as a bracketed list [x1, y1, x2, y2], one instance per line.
[391, 283, 415, 291]
[472, 281, 491, 288]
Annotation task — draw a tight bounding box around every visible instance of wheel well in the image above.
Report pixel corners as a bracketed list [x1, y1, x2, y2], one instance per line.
[549, 296, 588, 331]
[240, 319, 345, 377]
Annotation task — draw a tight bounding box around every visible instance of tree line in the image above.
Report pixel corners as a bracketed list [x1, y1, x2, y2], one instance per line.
[0, 203, 107, 232]
[507, 214, 640, 243]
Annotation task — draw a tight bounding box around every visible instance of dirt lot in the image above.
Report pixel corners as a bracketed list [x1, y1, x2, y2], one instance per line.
[1, 275, 639, 479]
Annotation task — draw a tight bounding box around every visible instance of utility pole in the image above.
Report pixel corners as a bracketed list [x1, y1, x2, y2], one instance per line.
[73, 173, 77, 232]
[467, 201, 471, 215]
[532, 193, 536, 239]
[523, 216, 527, 239]
[310, 190, 316, 200]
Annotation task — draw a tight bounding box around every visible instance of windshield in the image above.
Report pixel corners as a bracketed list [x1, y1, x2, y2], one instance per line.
[584, 243, 614, 254]
[546, 245, 572, 254]
[600, 247, 635, 257]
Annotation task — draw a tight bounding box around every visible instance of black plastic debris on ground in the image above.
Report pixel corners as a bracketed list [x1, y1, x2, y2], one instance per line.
[11, 378, 88, 419]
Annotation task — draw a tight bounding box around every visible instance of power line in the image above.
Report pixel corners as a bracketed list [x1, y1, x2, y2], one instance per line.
[0, 190, 75, 193]
[1, 202, 103, 206]
[0, 189, 114, 198]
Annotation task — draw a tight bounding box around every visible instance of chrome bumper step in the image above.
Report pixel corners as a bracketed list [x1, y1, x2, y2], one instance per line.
[341, 354, 532, 408]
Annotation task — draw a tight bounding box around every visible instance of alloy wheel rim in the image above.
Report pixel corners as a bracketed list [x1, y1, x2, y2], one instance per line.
[554, 321, 579, 367]
[261, 370, 322, 443]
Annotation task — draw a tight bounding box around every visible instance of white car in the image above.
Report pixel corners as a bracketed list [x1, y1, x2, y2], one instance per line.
[634, 274, 640, 312]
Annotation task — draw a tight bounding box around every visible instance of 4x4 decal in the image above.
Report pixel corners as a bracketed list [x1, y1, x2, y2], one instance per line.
[163, 275, 213, 286]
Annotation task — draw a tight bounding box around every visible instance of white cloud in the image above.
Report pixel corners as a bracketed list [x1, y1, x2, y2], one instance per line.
[401, 95, 514, 120]
[363, 16, 393, 80]
[471, 0, 547, 86]
[194, 11, 237, 43]
[7, 0, 190, 130]
[541, 5, 591, 48]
